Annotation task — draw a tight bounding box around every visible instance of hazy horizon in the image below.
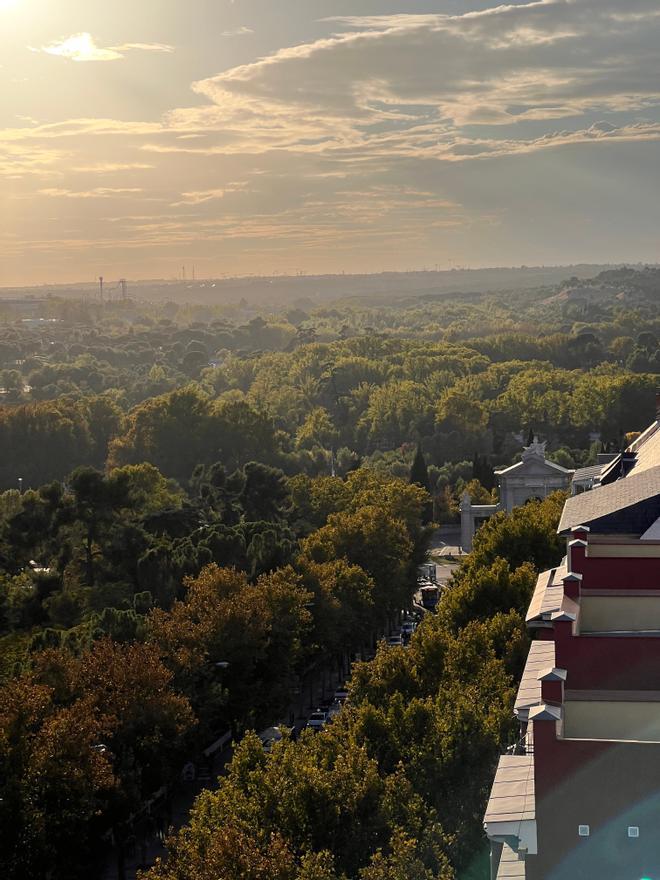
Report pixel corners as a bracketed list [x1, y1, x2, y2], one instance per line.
[3, 0, 660, 286]
[2, 261, 649, 294]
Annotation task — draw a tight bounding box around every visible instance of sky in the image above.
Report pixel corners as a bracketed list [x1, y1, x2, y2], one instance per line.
[2, 0, 660, 285]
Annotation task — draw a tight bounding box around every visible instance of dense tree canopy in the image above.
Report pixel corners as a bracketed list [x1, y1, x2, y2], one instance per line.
[0, 266, 654, 878]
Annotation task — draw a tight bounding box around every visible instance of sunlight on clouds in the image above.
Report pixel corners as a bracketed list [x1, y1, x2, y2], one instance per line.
[36, 33, 174, 62]
[38, 187, 144, 198]
[5, 0, 660, 282]
[41, 33, 123, 62]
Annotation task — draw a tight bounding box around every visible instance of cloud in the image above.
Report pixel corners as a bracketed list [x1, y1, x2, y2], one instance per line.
[112, 42, 174, 53]
[35, 33, 174, 62]
[220, 26, 254, 37]
[7, 0, 660, 281]
[177, 0, 660, 151]
[73, 162, 155, 173]
[38, 187, 144, 198]
[173, 181, 249, 204]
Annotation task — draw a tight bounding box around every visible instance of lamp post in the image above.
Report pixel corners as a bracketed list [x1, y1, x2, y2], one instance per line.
[17, 477, 22, 494]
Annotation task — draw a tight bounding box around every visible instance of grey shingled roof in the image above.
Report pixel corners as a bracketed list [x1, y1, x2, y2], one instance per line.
[628, 421, 660, 475]
[558, 465, 660, 534]
[572, 464, 604, 483]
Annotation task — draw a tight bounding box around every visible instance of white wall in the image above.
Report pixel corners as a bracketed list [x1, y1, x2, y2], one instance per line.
[564, 700, 660, 742]
[580, 596, 660, 632]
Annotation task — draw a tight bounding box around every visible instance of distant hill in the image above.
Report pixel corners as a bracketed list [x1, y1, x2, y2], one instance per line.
[544, 266, 660, 309]
[0, 263, 648, 307]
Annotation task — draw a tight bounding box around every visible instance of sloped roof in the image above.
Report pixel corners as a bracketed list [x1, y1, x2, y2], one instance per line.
[515, 640, 556, 717]
[558, 465, 660, 535]
[496, 457, 573, 477]
[497, 844, 526, 879]
[628, 421, 660, 476]
[484, 755, 535, 825]
[572, 464, 604, 484]
[526, 562, 568, 623]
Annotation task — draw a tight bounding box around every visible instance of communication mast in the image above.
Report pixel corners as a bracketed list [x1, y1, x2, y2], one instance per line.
[99, 276, 104, 305]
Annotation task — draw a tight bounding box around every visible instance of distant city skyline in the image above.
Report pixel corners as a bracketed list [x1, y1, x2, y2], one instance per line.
[2, 0, 660, 285]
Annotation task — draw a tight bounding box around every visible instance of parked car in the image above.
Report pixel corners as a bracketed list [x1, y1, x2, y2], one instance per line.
[258, 726, 286, 752]
[334, 687, 349, 703]
[401, 620, 416, 640]
[326, 701, 342, 721]
[386, 634, 403, 647]
[307, 710, 328, 732]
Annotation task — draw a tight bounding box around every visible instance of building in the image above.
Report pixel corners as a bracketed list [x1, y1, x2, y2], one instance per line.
[460, 441, 573, 551]
[484, 414, 660, 879]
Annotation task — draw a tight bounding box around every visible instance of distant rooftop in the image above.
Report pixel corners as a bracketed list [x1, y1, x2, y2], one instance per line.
[558, 465, 660, 535]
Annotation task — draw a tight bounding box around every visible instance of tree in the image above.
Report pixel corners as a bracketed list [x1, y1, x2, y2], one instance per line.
[144, 824, 296, 880]
[359, 830, 453, 880]
[149, 565, 312, 732]
[240, 462, 291, 523]
[301, 506, 415, 618]
[108, 386, 217, 482]
[111, 462, 185, 514]
[463, 492, 565, 574]
[0, 678, 114, 879]
[60, 467, 131, 586]
[438, 558, 536, 636]
[436, 390, 488, 437]
[296, 408, 339, 451]
[0, 639, 193, 880]
[410, 443, 430, 491]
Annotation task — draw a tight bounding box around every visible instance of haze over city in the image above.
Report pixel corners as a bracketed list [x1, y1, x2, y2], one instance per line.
[3, 0, 660, 285]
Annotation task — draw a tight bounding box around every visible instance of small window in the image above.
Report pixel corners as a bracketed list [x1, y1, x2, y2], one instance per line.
[628, 826, 640, 838]
[578, 825, 590, 837]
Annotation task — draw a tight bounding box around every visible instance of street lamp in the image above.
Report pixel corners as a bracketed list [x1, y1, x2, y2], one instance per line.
[17, 477, 22, 494]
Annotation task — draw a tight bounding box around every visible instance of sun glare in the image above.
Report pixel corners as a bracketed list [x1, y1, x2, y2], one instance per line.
[0, 0, 20, 10]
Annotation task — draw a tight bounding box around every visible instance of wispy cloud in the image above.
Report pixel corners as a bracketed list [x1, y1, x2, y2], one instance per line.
[73, 162, 155, 173]
[38, 187, 144, 198]
[34, 33, 174, 62]
[6, 0, 660, 282]
[173, 181, 249, 205]
[220, 26, 254, 37]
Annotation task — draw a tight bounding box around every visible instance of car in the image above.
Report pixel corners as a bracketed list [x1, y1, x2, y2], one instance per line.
[334, 687, 349, 703]
[326, 701, 342, 721]
[401, 621, 416, 642]
[258, 726, 286, 752]
[306, 710, 328, 732]
[386, 634, 403, 647]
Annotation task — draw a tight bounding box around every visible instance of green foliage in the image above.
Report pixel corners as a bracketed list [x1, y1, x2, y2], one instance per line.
[0, 268, 652, 878]
[141, 483, 564, 880]
[0, 640, 194, 879]
[465, 492, 565, 573]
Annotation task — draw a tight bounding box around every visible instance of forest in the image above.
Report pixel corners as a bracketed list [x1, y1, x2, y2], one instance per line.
[0, 265, 659, 878]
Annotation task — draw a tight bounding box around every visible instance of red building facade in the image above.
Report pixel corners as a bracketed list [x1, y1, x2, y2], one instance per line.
[484, 419, 660, 879]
